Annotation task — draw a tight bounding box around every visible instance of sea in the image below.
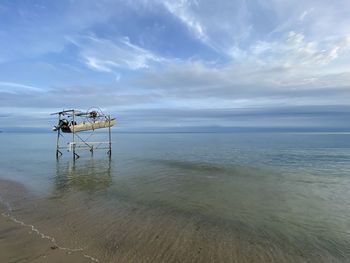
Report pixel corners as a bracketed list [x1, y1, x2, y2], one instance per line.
[0, 132, 350, 262]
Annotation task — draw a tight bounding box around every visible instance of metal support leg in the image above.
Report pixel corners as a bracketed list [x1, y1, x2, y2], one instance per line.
[56, 149, 62, 158]
[72, 110, 76, 160]
[90, 146, 94, 156]
[74, 151, 80, 160]
[56, 116, 62, 159]
[108, 116, 112, 157]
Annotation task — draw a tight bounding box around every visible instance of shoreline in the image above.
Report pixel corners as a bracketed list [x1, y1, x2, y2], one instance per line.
[0, 178, 97, 262]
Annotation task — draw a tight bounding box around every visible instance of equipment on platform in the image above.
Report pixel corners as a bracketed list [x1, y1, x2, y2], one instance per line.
[51, 107, 115, 159]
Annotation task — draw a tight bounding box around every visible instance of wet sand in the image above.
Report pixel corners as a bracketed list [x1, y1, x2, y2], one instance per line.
[0, 179, 93, 263]
[0, 178, 347, 263]
[0, 216, 92, 263]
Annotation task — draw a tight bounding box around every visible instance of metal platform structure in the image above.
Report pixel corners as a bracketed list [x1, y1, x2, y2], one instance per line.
[51, 108, 115, 160]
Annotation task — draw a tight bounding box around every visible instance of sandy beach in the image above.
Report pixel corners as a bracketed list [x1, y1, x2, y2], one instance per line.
[0, 175, 345, 263]
[0, 179, 94, 263]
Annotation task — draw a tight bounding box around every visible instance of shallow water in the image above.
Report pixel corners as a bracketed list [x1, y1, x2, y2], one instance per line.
[1, 132, 350, 262]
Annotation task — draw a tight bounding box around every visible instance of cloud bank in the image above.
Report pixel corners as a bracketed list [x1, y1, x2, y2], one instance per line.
[0, 0, 350, 131]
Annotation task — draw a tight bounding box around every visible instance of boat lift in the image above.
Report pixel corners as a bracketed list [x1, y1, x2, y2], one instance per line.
[51, 108, 116, 160]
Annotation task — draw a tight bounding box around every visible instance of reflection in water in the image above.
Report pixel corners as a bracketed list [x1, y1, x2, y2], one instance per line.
[54, 158, 113, 193]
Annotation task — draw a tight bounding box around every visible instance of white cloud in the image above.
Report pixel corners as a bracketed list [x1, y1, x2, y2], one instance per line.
[134, 30, 350, 109]
[248, 32, 350, 68]
[299, 8, 314, 21]
[72, 36, 163, 72]
[159, 0, 251, 54]
[162, 0, 206, 41]
[156, 0, 350, 62]
[0, 81, 44, 94]
[84, 57, 113, 72]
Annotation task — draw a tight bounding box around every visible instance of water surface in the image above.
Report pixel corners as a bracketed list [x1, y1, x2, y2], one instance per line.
[0, 132, 350, 262]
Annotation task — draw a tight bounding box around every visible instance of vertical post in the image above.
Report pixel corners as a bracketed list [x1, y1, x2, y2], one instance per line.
[56, 129, 61, 158]
[108, 115, 112, 158]
[72, 110, 76, 160]
[56, 113, 61, 158]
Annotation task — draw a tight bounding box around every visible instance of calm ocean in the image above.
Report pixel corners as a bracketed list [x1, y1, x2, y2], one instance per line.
[1, 132, 350, 262]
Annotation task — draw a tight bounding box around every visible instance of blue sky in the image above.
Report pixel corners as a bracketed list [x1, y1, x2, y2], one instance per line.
[0, 0, 350, 131]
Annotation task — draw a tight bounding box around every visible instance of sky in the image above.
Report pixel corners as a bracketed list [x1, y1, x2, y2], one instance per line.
[0, 0, 350, 131]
